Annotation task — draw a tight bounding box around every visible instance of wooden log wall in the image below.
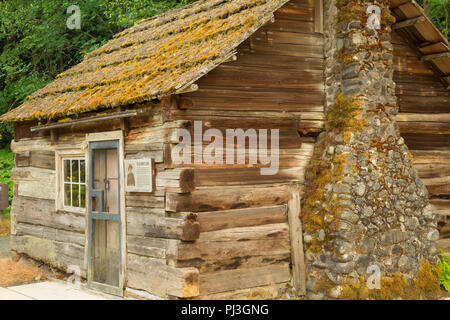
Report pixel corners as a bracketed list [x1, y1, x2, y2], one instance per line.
[10, 105, 201, 298]
[10, 141, 87, 277]
[166, 0, 321, 298]
[10, 0, 322, 299]
[392, 31, 450, 241]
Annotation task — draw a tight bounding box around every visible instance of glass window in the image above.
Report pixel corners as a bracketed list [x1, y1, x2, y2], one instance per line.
[63, 158, 86, 209]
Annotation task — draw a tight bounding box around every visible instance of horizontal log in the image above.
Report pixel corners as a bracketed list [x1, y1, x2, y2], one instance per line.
[176, 223, 290, 272]
[125, 149, 164, 163]
[11, 135, 86, 153]
[12, 196, 85, 233]
[125, 120, 190, 145]
[199, 263, 291, 296]
[15, 150, 55, 170]
[127, 253, 199, 298]
[415, 163, 450, 179]
[126, 210, 199, 241]
[194, 167, 304, 187]
[197, 205, 287, 232]
[126, 235, 168, 259]
[403, 134, 450, 151]
[193, 282, 287, 300]
[430, 199, 450, 216]
[16, 181, 55, 200]
[164, 142, 312, 169]
[421, 176, 450, 186]
[420, 51, 450, 62]
[126, 194, 164, 208]
[15, 222, 85, 246]
[11, 234, 86, 278]
[392, 16, 426, 30]
[155, 168, 195, 193]
[11, 167, 55, 183]
[166, 184, 290, 212]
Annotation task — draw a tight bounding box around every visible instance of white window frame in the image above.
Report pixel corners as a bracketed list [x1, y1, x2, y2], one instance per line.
[62, 157, 86, 211]
[55, 149, 87, 214]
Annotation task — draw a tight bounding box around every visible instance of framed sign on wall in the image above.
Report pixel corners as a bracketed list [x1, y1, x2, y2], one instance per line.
[125, 158, 155, 193]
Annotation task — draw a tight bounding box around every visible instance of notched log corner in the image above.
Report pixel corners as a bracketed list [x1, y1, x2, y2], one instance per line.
[181, 213, 200, 241]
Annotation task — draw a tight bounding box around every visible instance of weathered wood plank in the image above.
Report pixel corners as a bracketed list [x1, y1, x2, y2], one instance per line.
[16, 181, 56, 200]
[197, 205, 287, 232]
[11, 234, 86, 277]
[126, 194, 165, 208]
[127, 209, 199, 241]
[176, 223, 291, 273]
[155, 168, 195, 193]
[12, 196, 85, 232]
[127, 253, 199, 298]
[287, 185, 306, 296]
[15, 222, 85, 246]
[199, 264, 291, 295]
[166, 185, 290, 213]
[430, 199, 450, 217]
[15, 150, 55, 170]
[126, 235, 167, 259]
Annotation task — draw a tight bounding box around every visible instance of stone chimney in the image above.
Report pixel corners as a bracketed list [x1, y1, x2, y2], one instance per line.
[302, 0, 441, 299]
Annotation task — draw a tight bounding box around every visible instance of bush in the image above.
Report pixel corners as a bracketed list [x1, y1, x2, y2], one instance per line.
[0, 148, 14, 219]
[438, 250, 450, 292]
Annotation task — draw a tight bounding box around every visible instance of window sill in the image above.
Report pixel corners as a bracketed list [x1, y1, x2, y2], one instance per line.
[58, 207, 87, 215]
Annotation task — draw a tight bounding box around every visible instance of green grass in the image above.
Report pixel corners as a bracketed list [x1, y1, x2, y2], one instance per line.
[0, 148, 14, 220]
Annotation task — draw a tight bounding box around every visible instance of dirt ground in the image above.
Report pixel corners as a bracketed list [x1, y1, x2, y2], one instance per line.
[0, 258, 46, 287]
[0, 235, 66, 288]
[0, 219, 10, 237]
[0, 236, 9, 259]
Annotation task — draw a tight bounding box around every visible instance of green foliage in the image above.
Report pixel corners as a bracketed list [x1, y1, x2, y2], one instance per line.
[438, 250, 450, 292]
[0, 0, 194, 147]
[103, 0, 193, 29]
[0, 148, 14, 219]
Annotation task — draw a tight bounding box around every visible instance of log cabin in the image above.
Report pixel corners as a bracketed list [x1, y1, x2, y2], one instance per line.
[0, 0, 449, 299]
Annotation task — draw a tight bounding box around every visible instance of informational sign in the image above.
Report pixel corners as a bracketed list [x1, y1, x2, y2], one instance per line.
[125, 159, 154, 193]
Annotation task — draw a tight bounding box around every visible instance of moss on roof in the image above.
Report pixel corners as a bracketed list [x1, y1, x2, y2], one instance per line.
[1, 0, 289, 122]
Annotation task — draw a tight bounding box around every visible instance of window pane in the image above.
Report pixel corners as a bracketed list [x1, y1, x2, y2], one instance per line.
[64, 160, 71, 182]
[64, 183, 71, 206]
[72, 160, 79, 182]
[80, 160, 86, 183]
[72, 184, 80, 207]
[80, 184, 86, 208]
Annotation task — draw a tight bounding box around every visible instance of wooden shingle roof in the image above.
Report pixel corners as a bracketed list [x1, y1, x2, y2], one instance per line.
[2, 0, 448, 123]
[1, 0, 289, 122]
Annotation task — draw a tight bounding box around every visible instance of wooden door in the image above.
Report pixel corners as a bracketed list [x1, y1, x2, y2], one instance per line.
[88, 140, 122, 296]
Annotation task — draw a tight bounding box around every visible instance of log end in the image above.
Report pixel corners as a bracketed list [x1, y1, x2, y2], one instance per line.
[180, 168, 195, 193]
[181, 215, 200, 241]
[181, 269, 200, 297]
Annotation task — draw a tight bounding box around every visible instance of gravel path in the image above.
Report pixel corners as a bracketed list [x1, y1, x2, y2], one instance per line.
[0, 236, 10, 258]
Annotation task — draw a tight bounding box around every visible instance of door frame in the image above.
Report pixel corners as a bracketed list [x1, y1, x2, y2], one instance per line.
[85, 131, 126, 296]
